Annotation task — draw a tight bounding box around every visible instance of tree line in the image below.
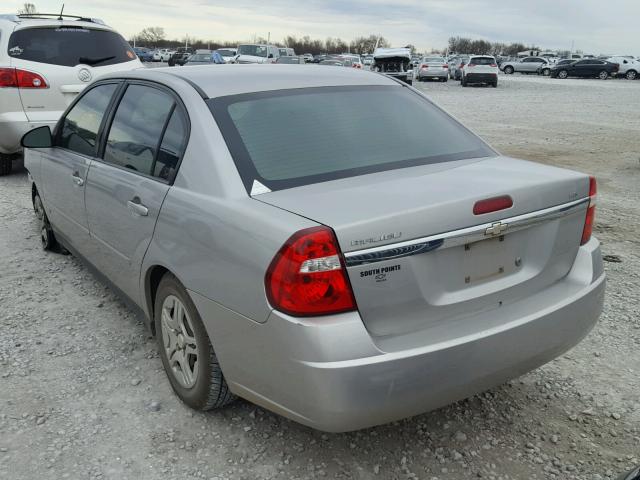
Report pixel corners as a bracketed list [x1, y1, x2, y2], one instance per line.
[447, 36, 541, 56]
[133, 28, 394, 55]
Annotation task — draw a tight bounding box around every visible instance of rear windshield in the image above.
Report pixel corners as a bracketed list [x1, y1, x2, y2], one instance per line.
[8, 27, 135, 67]
[208, 86, 494, 192]
[423, 57, 445, 63]
[470, 57, 495, 65]
[217, 49, 235, 56]
[238, 45, 267, 57]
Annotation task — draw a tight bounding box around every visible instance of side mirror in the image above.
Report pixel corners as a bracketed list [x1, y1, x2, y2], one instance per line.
[21, 125, 53, 148]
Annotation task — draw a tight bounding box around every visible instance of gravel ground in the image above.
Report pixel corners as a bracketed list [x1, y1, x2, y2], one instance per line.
[1, 74, 639, 480]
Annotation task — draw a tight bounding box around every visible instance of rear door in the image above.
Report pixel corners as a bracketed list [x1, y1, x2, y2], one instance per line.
[84, 82, 188, 299]
[8, 24, 140, 122]
[40, 82, 119, 251]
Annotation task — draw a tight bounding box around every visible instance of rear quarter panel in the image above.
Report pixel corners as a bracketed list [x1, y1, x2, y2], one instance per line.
[138, 81, 317, 322]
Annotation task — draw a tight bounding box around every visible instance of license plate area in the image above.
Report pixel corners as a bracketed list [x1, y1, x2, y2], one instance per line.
[461, 235, 520, 286]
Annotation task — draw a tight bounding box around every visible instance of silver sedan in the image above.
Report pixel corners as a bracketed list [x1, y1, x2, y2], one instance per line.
[417, 56, 450, 82]
[23, 65, 605, 432]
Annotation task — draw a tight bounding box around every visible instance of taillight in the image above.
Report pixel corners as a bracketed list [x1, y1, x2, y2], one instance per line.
[467, 63, 476, 68]
[0, 68, 48, 88]
[490, 63, 498, 67]
[443, 64, 449, 69]
[265, 226, 357, 317]
[459, 63, 464, 68]
[473, 195, 513, 215]
[421, 64, 428, 69]
[581, 176, 597, 245]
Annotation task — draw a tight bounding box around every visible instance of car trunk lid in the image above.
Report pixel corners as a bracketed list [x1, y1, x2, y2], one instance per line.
[257, 156, 590, 341]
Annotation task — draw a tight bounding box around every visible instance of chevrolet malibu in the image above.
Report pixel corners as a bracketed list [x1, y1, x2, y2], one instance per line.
[22, 65, 605, 432]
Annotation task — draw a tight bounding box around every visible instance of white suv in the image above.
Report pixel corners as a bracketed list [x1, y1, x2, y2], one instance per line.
[461, 55, 499, 87]
[0, 13, 142, 175]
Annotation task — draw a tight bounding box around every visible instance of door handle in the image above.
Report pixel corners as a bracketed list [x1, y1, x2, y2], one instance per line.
[127, 197, 149, 217]
[71, 172, 84, 186]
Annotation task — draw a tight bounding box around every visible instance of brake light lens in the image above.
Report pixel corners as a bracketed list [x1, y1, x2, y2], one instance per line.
[421, 64, 428, 69]
[467, 63, 476, 68]
[473, 195, 513, 215]
[0, 68, 48, 88]
[265, 226, 357, 317]
[581, 176, 597, 245]
[490, 63, 498, 67]
[443, 64, 449, 69]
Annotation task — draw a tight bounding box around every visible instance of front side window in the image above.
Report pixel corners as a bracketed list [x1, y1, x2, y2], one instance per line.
[58, 83, 118, 156]
[103, 85, 174, 176]
[8, 27, 135, 67]
[209, 85, 494, 192]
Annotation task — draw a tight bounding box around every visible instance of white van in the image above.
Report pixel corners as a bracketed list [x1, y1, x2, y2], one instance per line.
[0, 13, 142, 174]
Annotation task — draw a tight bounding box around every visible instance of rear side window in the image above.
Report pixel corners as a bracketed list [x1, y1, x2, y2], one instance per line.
[155, 109, 188, 180]
[209, 85, 494, 192]
[470, 57, 495, 65]
[103, 85, 175, 176]
[58, 83, 118, 157]
[8, 27, 135, 67]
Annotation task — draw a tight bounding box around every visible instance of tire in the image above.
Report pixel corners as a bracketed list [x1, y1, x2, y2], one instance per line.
[0, 154, 12, 176]
[542, 69, 550, 76]
[558, 70, 569, 79]
[598, 70, 609, 80]
[504, 66, 514, 74]
[492, 80, 498, 88]
[155, 274, 235, 411]
[461, 76, 467, 87]
[625, 70, 637, 80]
[443, 77, 448, 83]
[405, 80, 413, 86]
[38, 200, 57, 252]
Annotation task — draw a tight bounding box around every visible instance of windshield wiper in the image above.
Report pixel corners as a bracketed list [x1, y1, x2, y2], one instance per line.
[79, 55, 115, 66]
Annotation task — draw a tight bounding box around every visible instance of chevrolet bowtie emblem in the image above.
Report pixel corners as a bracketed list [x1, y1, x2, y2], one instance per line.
[485, 222, 508, 237]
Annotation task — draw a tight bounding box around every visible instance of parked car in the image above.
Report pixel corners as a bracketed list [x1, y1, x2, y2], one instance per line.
[607, 56, 639, 80]
[133, 47, 154, 62]
[318, 59, 345, 66]
[449, 55, 469, 80]
[0, 12, 141, 175]
[302, 53, 314, 63]
[216, 48, 237, 63]
[460, 55, 499, 87]
[168, 52, 191, 67]
[340, 54, 364, 69]
[416, 56, 449, 82]
[236, 44, 279, 64]
[372, 47, 413, 85]
[501, 56, 550, 74]
[278, 47, 295, 57]
[550, 59, 619, 79]
[183, 51, 224, 66]
[152, 48, 174, 62]
[23, 65, 604, 432]
[362, 55, 374, 66]
[276, 56, 305, 64]
[537, 58, 575, 75]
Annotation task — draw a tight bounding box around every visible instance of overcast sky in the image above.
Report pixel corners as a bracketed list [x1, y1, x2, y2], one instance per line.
[13, 0, 640, 54]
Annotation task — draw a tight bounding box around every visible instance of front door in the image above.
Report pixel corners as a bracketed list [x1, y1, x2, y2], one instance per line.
[40, 82, 119, 250]
[84, 83, 188, 303]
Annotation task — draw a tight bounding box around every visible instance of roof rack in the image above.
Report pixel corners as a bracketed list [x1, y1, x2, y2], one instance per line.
[15, 13, 106, 25]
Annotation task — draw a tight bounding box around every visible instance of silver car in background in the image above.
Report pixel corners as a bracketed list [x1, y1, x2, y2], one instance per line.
[416, 56, 449, 82]
[23, 65, 604, 432]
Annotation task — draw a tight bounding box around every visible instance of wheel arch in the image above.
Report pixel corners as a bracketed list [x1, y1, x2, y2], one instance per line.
[144, 264, 173, 335]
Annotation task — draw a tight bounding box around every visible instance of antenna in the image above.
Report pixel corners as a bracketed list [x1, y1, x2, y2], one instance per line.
[58, 4, 65, 20]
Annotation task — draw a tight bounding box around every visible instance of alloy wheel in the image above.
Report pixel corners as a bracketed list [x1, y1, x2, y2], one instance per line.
[626, 70, 637, 80]
[558, 70, 568, 79]
[161, 295, 200, 388]
[598, 70, 608, 80]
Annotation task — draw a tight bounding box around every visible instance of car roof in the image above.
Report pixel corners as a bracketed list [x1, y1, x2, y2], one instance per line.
[100, 65, 399, 98]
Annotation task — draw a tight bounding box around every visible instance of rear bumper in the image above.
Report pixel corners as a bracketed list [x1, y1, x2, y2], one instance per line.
[191, 239, 604, 432]
[0, 111, 57, 155]
[418, 69, 448, 78]
[465, 73, 498, 83]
